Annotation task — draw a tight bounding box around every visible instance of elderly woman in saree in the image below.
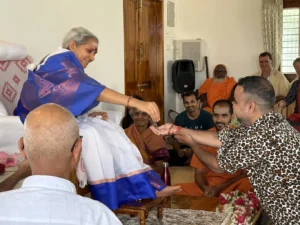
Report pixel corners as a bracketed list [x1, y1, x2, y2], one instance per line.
[14, 27, 180, 210]
[125, 102, 170, 173]
[277, 57, 300, 132]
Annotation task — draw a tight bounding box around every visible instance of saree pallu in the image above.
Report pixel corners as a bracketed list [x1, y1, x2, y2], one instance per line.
[14, 48, 105, 122]
[78, 116, 166, 210]
[287, 82, 300, 132]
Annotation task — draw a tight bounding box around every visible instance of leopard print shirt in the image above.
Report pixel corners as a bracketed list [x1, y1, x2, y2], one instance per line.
[217, 112, 300, 225]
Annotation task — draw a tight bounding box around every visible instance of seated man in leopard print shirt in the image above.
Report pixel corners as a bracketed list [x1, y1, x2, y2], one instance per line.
[153, 76, 300, 225]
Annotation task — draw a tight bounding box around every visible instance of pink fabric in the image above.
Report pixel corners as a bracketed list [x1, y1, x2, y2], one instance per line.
[0, 57, 33, 115]
[0, 152, 18, 167]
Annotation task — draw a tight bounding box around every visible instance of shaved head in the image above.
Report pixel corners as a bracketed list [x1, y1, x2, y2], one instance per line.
[23, 104, 79, 162]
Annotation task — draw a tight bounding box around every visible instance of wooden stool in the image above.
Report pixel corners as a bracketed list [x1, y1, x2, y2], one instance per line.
[70, 171, 165, 225]
[114, 198, 165, 225]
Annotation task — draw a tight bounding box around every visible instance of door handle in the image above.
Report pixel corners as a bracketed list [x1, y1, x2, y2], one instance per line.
[140, 43, 144, 59]
[136, 44, 141, 64]
[140, 80, 151, 88]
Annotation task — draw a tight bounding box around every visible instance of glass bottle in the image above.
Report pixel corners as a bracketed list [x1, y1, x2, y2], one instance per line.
[160, 162, 171, 185]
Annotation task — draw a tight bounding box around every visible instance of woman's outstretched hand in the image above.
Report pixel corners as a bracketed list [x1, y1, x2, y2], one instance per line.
[135, 100, 160, 122]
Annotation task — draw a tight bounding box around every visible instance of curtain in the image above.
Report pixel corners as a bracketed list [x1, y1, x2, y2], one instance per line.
[262, 0, 283, 69]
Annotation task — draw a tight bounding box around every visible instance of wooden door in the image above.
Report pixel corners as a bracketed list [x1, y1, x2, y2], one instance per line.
[124, 0, 139, 97]
[123, 0, 164, 121]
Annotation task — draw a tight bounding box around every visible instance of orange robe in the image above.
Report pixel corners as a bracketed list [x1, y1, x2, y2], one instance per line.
[177, 128, 253, 196]
[125, 124, 170, 171]
[198, 77, 236, 113]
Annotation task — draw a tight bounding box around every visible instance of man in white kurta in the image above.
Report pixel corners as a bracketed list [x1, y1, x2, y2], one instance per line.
[0, 104, 121, 225]
[254, 52, 291, 117]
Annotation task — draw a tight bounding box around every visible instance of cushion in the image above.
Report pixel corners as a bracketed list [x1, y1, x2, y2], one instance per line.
[0, 100, 8, 116]
[0, 57, 33, 115]
[0, 41, 28, 61]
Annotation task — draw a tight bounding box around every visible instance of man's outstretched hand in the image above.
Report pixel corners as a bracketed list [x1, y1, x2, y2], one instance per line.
[150, 124, 198, 147]
[150, 123, 180, 136]
[174, 132, 197, 148]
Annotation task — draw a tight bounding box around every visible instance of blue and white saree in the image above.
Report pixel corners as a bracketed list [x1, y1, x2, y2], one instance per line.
[14, 48, 166, 210]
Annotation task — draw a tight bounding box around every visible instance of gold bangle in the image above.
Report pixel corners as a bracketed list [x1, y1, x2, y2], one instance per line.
[127, 96, 133, 107]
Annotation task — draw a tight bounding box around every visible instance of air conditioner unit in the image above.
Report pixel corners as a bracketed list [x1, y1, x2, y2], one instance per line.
[174, 39, 203, 71]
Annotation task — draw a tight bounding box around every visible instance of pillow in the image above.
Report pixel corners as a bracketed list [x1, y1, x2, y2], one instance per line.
[0, 41, 28, 61]
[0, 100, 8, 116]
[0, 56, 33, 115]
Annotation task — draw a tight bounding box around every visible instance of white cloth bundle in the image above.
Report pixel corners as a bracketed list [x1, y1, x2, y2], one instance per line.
[0, 100, 8, 116]
[76, 116, 150, 188]
[0, 40, 28, 61]
[0, 116, 24, 154]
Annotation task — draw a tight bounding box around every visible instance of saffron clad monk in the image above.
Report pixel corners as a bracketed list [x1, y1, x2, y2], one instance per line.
[198, 64, 236, 113]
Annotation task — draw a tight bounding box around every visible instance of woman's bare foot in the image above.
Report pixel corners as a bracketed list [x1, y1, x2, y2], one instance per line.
[155, 185, 181, 197]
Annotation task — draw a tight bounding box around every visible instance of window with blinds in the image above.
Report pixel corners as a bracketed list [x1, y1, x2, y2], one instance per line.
[282, 8, 300, 73]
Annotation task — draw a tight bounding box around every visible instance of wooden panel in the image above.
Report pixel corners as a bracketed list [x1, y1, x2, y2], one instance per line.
[124, 0, 139, 95]
[284, 0, 300, 8]
[139, 0, 164, 122]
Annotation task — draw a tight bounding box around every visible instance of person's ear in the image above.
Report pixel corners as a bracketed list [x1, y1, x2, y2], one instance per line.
[18, 137, 28, 160]
[68, 41, 77, 51]
[247, 101, 256, 114]
[71, 137, 82, 168]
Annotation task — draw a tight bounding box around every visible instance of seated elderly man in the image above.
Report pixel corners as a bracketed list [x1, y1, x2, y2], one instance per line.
[0, 103, 121, 225]
[177, 100, 253, 196]
[254, 52, 290, 104]
[125, 105, 170, 173]
[198, 64, 236, 113]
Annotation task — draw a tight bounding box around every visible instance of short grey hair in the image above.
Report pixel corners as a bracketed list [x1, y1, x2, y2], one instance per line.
[62, 27, 98, 49]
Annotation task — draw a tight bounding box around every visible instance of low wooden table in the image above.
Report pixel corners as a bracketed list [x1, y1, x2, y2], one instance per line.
[114, 198, 165, 225]
[166, 195, 219, 211]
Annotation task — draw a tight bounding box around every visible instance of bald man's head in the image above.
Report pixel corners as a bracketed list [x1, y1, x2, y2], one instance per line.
[23, 104, 79, 162]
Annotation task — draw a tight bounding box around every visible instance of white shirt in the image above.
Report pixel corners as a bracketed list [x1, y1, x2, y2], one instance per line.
[0, 175, 122, 225]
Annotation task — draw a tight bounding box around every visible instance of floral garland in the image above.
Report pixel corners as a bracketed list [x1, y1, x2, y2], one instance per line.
[216, 191, 260, 225]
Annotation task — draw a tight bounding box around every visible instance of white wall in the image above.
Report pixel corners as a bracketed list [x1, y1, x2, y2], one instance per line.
[164, 0, 264, 115]
[0, 0, 125, 111]
[164, 0, 178, 122]
[1, 0, 264, 121]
